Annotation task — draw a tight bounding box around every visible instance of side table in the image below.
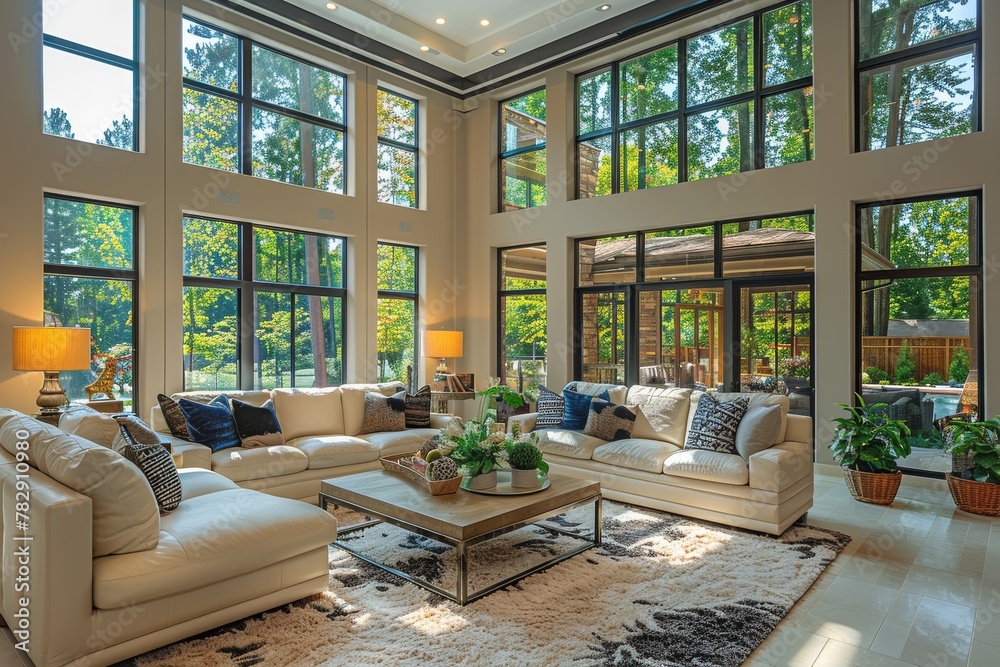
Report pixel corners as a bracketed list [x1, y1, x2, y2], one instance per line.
[430, 391, 475, 414]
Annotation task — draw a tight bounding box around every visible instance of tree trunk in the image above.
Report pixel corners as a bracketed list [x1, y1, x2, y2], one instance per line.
[305, 239, 328, 387]
[736, 22, 753, 171]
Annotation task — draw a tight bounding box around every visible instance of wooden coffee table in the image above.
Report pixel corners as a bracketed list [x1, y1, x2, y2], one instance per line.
[319, 470, 602, 605]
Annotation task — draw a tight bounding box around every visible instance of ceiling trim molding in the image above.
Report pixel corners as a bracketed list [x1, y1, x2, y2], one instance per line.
[212, 0, 731, 99]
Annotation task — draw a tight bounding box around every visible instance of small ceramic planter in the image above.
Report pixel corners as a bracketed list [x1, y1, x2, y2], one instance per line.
[467, 470, 498, 490]
[510, 468, 541, 489]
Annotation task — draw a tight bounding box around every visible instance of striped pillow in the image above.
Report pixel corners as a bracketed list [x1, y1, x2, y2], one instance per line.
[113, 414, 170, 448]
[534, 386, 565, 429]
[112, 427, 182, 514]
[157, 394, 190, 440]
[405, 385, 432, 428]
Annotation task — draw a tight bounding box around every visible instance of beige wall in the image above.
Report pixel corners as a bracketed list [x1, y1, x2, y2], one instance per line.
[0, 0, 460, 416]
[459, 0, 1000, 464]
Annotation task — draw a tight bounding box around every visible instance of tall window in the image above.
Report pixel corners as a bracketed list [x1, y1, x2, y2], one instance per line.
[182, 217, 346, 390]
[182, 18, 347, 192]
[856, 192, 982, 475]
[42, 0, 139, 150]
[857, 0, 980, 151]
[500, 90, 547, 212]
[376, 243, 419, 382]
[576, 0, 813, 198]
[43, 195, 138, 409]
[498, 245, 547, 392]
[377, 89, 419, 207]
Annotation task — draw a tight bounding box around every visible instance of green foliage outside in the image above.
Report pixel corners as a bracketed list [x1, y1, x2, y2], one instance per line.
[894, 340, 918, 384]
[376, 244, 417, 383]
[949, 347, 970, 383]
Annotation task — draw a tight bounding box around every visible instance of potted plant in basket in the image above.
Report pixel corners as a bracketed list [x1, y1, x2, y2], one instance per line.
[506, 422, 548, 488]
[829, 394, 912, 505]
[443, 418, 509, 490]
[944, 417, 1000, 516]
[477, 378, 528, 424]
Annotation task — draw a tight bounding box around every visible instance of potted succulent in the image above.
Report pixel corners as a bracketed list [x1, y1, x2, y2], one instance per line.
[442, 418, 508, 490]
[944, 417, 1000, 516]
[829, 394, 912, 505]
[506, 424, 548, 488]
[477, 378, 528, 424]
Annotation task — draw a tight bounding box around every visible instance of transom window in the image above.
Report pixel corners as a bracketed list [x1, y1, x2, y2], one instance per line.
[182, 217, 346, 390]
[576, 0, 813, 198]
[182, 17, 347, 192]
[376, 89, 419, 208]
[42, 0, 139, 150]
[377, 243, 419, 382]
[500, 90, 547, 212]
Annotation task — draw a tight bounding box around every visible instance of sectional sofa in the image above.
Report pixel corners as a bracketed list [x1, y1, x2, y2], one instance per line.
[511, 382, 814, 534]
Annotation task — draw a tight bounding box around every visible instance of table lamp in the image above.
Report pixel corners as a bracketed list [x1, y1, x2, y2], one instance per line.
[959, 369, 979, 420]
[12, 326, 91, 413]
[424, 330, 463, 379]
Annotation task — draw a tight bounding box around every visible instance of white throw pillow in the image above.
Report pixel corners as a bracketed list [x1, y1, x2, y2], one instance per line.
[59, 405, 121, 448]
[688, 391, 790, 443]
[271, 388, 345, 440]
[627, 386, 692, 446]
[735, 404, 783, 460]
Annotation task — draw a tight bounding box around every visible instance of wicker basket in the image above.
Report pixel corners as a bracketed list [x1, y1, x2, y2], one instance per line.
[379, 454, 462, 495]
[946, 474, 1000, 516]
[843, 468, 902, 505]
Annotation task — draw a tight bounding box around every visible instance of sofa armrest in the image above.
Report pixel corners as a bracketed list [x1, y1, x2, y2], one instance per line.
[509, 412, 538, 434]
[165, 437, 212, 470]
[429, 413, 458, 430]
[1, 460, 93, 667]
[749, 441, 813, 492]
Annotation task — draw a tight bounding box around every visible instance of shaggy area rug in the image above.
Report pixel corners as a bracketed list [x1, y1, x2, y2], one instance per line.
[124, 502, 849, 667]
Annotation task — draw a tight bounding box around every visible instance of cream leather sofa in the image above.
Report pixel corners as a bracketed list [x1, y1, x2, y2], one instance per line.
[0, 408, 338, 667]
[512, 382, 814, 534]
[145, 383, 451, 503]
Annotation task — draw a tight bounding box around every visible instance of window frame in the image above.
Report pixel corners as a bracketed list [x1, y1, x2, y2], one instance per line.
[853, 0, 982, 153]
[498, 87, 547, 213]
[181, 16, 349, 190]
[43, 193, 140, 406]
[181, 215, 348, 390]
[376, 242, 420, 383]
[497, 243, 548, 391]
[574, 0, 813, 198]
[376, 88, 420, 208]
[42, 0, 141, 151]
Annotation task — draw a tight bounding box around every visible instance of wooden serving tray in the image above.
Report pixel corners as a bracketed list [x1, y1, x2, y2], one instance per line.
[379, 453, 462, 495]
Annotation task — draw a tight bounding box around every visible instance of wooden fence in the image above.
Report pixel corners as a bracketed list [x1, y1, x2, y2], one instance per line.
[861, 336, 970, 381]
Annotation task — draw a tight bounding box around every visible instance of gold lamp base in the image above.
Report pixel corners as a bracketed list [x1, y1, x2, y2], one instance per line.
[36, 371, 69, 414]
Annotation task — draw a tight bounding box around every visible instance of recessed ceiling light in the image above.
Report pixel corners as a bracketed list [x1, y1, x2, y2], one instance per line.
[435, 17, 446, 25]
[597, 4, 612, 10]
[325, 2, 337, 9]
[480, 19, 491, 26]
[420, 45, 430, 52]
[494, 48, 506, 55]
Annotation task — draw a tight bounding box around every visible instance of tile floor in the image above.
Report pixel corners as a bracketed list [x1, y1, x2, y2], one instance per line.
[2, 468, 997, 667]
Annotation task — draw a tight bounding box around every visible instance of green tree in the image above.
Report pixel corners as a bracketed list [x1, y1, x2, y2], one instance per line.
[895, 339, 917, 383]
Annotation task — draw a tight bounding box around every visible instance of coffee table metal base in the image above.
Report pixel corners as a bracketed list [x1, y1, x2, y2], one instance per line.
[320, 493, 602, 605]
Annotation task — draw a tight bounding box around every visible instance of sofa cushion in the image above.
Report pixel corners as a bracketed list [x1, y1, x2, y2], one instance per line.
[172, 390, 273, 406]
[0, 413, 160, 556]
[534, 386, 565, 429]
[663, 449, 750, 486]
[735, 404, 783, 460]
[359, 391, 407, 434]
[567, 381, 629, 405]
[584, 398, 636, 441]
[404, 385, 432, 428]
[592, 438, 682, 473]
[58, 405, 121, 447]
[689, 392, 790, 443]
[157, 393, 191, 440]
[684, 396, 749, 455]
[271, 388, 345, 440]
[91, 487, 338, 609]
[360, 428, 439, 456]
[562, 388, 610, 431]
[210, 445, 309, 482]
[287, 434, 380, 468]
[626, 386, 692, 446]
[112, 427, 182, 514]
[536, 429, 607, 460]
[232, 399, 284, 448]
[178, 395, 241, 452]
[178, 468, 240, 501]
[341, 383, 406, 436]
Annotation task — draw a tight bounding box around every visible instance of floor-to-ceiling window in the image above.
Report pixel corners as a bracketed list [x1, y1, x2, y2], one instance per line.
[182, 216, 346, 390]
[376, 243, 418, 382]
[498, 245, 547, 392]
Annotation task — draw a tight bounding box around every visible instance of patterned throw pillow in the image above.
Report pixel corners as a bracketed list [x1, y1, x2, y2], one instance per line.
[157, 394, 190, 440]
[178, 395, 241, 452]
[584, 398, 637, 442]
[113, 414, 171, 450]
[684, 396, 750, 455]
[359, 391, 407, 434]
[534, 386, 564, 429]
[405, 385, 432, 428]
[561, 389, 610, 431]
[112, 426, 182, 514]
[232, 399, 284, 448]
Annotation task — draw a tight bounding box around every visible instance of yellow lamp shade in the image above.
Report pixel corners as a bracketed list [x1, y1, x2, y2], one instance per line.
[12, 327, 91, 372]
[424, 330, 463, 359]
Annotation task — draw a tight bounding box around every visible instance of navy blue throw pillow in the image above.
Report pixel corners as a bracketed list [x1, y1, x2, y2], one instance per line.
[178, 395, 241, 452]
[561, 388, 610, 431]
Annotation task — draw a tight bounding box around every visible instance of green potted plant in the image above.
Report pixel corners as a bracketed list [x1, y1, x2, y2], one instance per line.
[829, 394, 912, 505]
[506, 427, 548, 488]
[780, 355, 811, 394]
[442, 418, 508, 490]
[477, 380, 528, 424]
[944, 417, 1000, 516]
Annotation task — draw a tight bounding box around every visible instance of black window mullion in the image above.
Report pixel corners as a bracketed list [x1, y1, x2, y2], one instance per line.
[677, 38, 688, 183]
[240, 38, 252, 177]
[238, 224, 254, 389]
[42, 34, 135, 70]
[252, 98, 347, 133]
[183, 78, 243, 103]
[753, 12, 765, 171]
[610, 64, 621, 195]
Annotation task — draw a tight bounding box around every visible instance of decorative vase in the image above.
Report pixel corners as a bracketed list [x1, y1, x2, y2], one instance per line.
[467, 470, 498, 490]
[510, 468, 541, 489]
[843, 468, 902, 505]
[946, 474, 1000, 516]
